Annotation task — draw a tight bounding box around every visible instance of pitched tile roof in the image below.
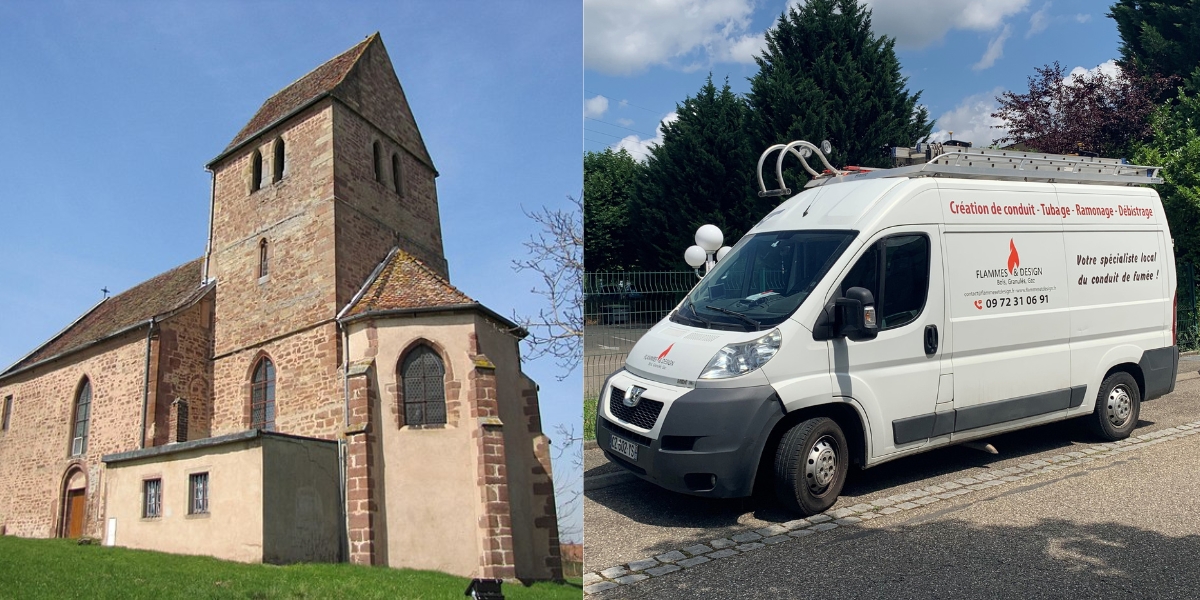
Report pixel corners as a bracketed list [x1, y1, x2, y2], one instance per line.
[4, 258, 207, 376]
[220, 35, 373, 155]
[345, 248, 476, 318]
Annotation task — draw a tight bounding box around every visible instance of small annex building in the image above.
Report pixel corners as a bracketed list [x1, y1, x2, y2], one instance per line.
[0, 34, 561, 581]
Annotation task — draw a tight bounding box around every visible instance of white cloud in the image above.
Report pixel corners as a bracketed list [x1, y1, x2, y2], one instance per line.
[722, 32, 766, 64]
[1075, 13, 1091, 23]
[619, 99, 629, 108]
[584, 95, 609, 119]
[972, 24, 1011, 71]
[1027, 2, 1050, 38]
[616, 117, 635, 127]
[927, 87, 1007, 148]
[613, 112, 678, 161]
[583, 0, 758, 75]
[861, 0, 1029, 48]
[1067, 59, 1120, 81]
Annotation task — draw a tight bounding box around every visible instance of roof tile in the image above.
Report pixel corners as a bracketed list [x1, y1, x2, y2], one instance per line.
[5, 258, 206, 374]
[347, 248, 476, 317]
[221, 35, 373, 154]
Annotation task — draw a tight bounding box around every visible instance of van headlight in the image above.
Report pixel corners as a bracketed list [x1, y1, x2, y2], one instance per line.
[699, 329, 782, 379]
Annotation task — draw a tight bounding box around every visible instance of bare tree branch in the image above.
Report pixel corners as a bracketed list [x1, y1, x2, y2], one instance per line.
[551, 423, 583, 543]
[512, 195, 583, 380]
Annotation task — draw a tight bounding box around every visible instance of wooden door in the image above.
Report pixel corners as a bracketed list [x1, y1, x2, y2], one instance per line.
[64, 490, 85, 538]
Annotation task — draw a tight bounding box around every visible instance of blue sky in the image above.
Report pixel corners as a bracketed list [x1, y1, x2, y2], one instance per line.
[585, 0, 1124, 160]
[0, 2, 582, 540]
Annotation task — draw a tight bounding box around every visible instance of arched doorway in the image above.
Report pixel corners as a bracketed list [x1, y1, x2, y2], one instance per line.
[60, 468, 87, 538]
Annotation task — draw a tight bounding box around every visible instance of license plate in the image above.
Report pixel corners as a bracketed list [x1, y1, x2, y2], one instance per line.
[609, 434, 639, 462]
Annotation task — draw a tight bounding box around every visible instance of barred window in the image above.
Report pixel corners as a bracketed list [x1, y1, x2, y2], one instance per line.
[400, 346, 446, 426]
[70, 379, 91, 456]
[189, 472, 209, 515]
[143, 479, 162, 518]
[251, 357, 276, 430]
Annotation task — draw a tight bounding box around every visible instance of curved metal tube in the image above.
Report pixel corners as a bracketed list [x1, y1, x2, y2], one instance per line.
[777, 140, 842, 187]
[756, 143, 790, 195]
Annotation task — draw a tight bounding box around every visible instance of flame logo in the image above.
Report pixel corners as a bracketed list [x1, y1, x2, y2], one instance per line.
[658, 344, 675, 360]
[1007, 239, 1020, 274]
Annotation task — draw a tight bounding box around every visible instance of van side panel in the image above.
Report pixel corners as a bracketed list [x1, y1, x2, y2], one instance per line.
[943, 230, 1072, 424]
[1063, 229, 1168, 410]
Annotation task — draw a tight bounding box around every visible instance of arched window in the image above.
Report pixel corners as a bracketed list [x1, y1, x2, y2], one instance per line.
[272, 138, 286, 183]
[250, 150, 263, 191]
[372, 141, 383, 183]
[70, 378, 91, 456]
[258, 239, 269, 279]
[391, 153, 402, 195]
[400, 346, 446, 426]
[251, 357, 276, 430]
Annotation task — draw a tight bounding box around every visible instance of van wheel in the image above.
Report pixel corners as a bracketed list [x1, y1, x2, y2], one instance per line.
[774, 417, 848, 515]
[1087, 372, 1141, 441]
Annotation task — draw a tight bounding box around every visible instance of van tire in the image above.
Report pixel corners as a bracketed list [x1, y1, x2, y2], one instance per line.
[1088, 372, 1141, 441]
[774, 417, 848, 515]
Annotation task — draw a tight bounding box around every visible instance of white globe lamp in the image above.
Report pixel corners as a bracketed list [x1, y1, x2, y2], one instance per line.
[716, 246, 732, 262]
[684, 245, 707, 268]
[695, 224, 723, 252]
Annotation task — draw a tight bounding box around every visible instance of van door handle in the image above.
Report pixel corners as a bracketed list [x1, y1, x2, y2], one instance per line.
[924, 325, 939, 355]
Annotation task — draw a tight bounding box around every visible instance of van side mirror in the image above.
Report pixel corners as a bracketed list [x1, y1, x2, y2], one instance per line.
[835, 287, 878, 341]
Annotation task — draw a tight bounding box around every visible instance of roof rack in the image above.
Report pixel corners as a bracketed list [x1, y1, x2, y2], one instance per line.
[756, 141, 1164, 196]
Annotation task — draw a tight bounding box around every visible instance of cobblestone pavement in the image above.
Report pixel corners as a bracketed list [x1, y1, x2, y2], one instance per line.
[584, 365, 1200, 596]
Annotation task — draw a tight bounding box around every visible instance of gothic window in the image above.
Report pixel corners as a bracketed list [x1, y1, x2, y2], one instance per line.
[372, 141, 383, 183]
[400, 345, 446, 426]
[258, 239, 269, 279]
[272, 138, 286, 183]
[250, 150, 263, 191]
[391, 153, 402, 195]
[70, 378, 91, 456]
[251, 357, 276, 430]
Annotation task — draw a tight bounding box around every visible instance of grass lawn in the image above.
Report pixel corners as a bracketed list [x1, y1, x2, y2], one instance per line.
[583, 397, 597, 441]
[0, 536, 582, 600]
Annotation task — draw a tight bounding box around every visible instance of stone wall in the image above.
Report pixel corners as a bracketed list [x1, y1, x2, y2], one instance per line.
[332, 100, 446, 307]
[0, 331, 150, 539]
[209, 322, 343, 439]
[149, 292, 215, 445]
[207, 100, 338, 358]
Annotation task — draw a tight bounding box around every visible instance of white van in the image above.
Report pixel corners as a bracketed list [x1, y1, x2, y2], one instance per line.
[596, 143, 1179, 515]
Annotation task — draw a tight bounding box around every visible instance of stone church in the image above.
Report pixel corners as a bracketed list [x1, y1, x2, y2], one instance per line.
[0, 34, 561, 581]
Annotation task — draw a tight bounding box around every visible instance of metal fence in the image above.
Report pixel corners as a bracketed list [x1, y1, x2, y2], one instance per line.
[1178, 262, 1198, 352]
[583, 263, 1200, 397]
[584, 271, 697, 398]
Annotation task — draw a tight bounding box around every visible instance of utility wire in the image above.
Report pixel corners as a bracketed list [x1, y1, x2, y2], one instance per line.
[584, 117, 656, 137]
[584, 90, 665, 116]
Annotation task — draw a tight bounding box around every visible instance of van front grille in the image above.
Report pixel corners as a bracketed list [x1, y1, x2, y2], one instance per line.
[608, 386, 664, 430]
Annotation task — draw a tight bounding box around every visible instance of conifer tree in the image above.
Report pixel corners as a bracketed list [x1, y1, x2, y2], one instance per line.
[634, 76, 763, 271]
[583, 148, 642, 272]
[748, 0, 931, 186]
[1110, 0, 1200, 92]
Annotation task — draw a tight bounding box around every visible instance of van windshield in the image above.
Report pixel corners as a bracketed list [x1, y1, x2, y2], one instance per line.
[676, 230, 856, 330]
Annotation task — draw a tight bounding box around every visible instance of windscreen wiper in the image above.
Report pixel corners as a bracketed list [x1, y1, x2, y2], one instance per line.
[687, 299, 713, 328]
[705, 305, 761, 330]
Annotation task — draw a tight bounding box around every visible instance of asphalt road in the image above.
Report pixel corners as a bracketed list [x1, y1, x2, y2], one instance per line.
[585, 358, 1200, 598]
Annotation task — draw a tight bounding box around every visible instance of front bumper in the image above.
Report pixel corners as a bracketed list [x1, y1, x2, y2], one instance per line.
[595, 372, 784, 498]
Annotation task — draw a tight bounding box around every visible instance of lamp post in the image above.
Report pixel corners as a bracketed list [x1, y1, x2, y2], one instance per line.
[684, 224, 732, 279]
